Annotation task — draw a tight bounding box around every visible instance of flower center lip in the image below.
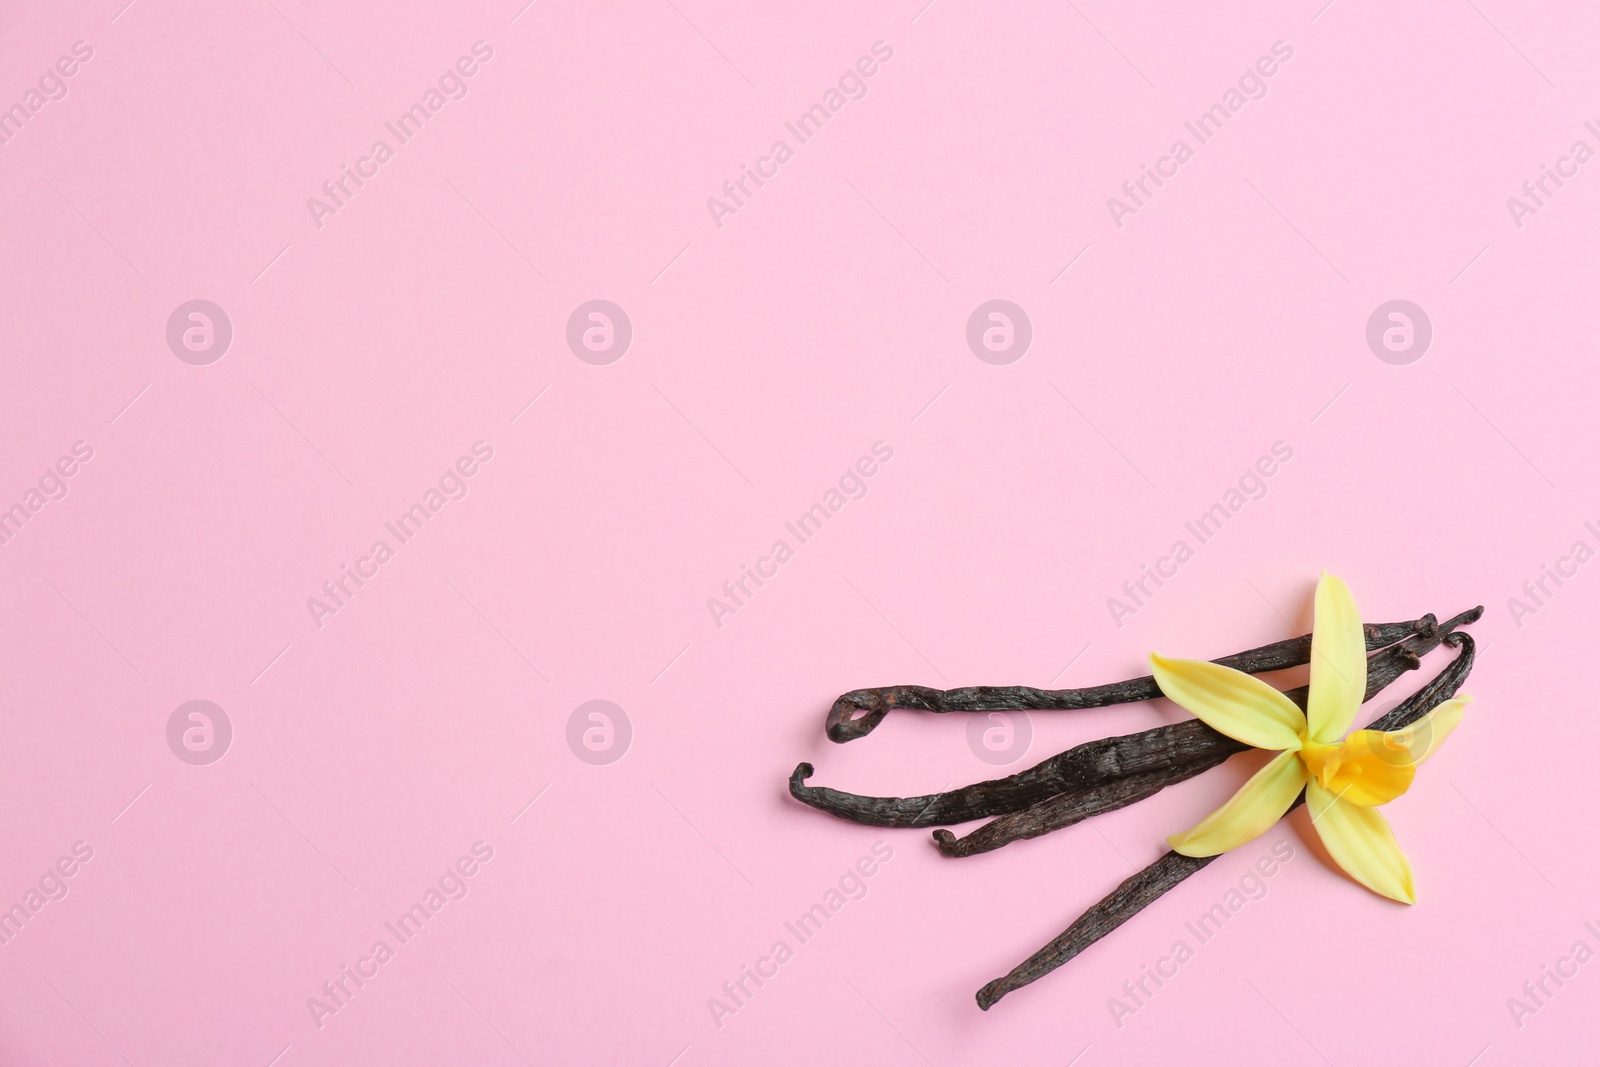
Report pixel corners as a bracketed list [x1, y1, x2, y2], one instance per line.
[1298, 739, 1342, 787]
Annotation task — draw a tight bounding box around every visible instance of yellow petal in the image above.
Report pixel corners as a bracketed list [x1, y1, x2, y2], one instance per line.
[1149, 654, 1306, 751]
[1321, 696, 1473, 806]
[1317, 733, 1416, 806]
[1307, 572, 1368, 743]
[1382, 696, 1472, 765]
[1168, 750, 1308, 857]
[1306, 780, 1416, 903]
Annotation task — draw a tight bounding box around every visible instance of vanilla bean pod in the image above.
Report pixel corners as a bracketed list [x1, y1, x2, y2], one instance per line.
[932, 608, 1482, 855]
[976, 849, 1217, 1011]
[1365, 630, 1475, 732]
[930, 746, 1241, 857]
[791, 608, 1479, 829]
[825, 617, 1434, 742]
[932, 757, 1232, 858]
[975, 631, 1477, 1010]
[790, 718, 1225, 828]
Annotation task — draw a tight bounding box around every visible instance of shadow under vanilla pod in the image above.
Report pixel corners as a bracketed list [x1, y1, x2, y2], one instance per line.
[786, 576, 1483, 1009]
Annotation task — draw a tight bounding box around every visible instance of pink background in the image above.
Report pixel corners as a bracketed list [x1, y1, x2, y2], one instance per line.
[0, 0, 1594, 1063]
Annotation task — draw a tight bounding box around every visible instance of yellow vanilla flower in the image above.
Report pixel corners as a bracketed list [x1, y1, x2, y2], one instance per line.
[1151, 572, 1471, 904]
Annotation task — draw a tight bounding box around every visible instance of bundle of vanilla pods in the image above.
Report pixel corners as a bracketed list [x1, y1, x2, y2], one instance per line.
[787, 607, 1480, 1008]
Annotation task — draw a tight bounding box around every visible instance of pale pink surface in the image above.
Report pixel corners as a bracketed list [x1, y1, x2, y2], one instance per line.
[0, 1, 1594, 1064]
